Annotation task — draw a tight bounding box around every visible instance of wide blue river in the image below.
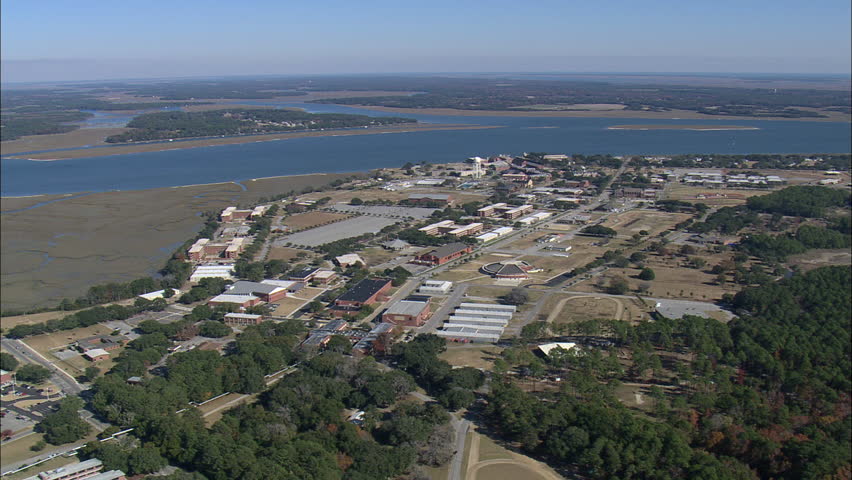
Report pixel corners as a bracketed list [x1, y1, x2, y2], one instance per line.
[2, 102, 850, 196]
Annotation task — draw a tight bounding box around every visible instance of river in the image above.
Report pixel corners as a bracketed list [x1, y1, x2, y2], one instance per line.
[2, 102, 850, 196]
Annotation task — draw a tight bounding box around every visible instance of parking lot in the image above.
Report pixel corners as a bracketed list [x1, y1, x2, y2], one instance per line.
[330, 204, 438, 219]
[275, 216, 398, 247]
[1, 384, 63, 436]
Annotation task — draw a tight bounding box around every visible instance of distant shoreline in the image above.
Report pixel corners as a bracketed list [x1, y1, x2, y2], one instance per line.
[607, 124, 761, 131]
[3, 123, 499, 161]
[345, 104, 851, 122]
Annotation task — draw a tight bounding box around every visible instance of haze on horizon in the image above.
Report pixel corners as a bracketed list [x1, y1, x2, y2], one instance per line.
[2, 0, 851, 83]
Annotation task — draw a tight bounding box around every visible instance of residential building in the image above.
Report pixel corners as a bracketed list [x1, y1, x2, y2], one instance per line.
[0, 369, 12, 386]
[382, 298, 432, 327]
[412, 243, 473, 266]
[76, 335, 127, 352]
[208, 294, 262, 309]
[188, 237, 246, 261]
[310, 269, 338, 284]
[288, 267, 320, 282]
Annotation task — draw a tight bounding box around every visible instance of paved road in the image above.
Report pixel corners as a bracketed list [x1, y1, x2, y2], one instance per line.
[417, 284, 468, 334]
[1, 339, 84, 396]
[448, 416, 471, 480]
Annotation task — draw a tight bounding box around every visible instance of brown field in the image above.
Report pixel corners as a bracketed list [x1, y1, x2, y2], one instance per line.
[666, 185, 771, 206]
[350, 104, 851, 122]
[359, 247, 401, 267]
[571, 262, 737, 302]
[439, 344, 503, 370]
[1, 173, 352, 312]
[787, 248, 852, 271]
[266, 247, 311, 262]
[600, 210, 693, 237]
[281, 212, 350, 230]
[466, 432, 563, 480]
[23, 324, 113, 356]
[0, 128, 130, 155]
[0, 311, 70, 329]
[8, 124, 497, 161]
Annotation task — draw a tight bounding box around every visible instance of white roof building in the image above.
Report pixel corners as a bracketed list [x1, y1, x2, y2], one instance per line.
[538, 342, 578, 356]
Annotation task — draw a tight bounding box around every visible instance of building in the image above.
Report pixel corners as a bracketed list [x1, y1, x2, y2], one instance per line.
[419, 220, 483, 237]
[83, 349, 110, 362]
[537, 342, 578, 357]
[331, 278, 393, 316]
[137, 289, 181, 301]
[0, 369, 12, 386]
[418, 280, 453, 294]
[412, 243, 473, 266]
[224, 313, 264, 327]
[311, 269, 338, 285]
[407, 193, 453, 206]
[481, 260, 534, 279]
[382, 298, 431, 327]
[477, 203, 534, 219]
[436, 303, 516, 343]
[288, 267, 321, 282]
[474, 226, 514, 243]
[190, 265, 235, 282]
[415, 178, 445, 186]
[220, 206, 252, 222]
[518, 212, 552, 225]
[335, 254, 366, 268]
[208, 294, 262, 309]
[22, 459, 126, 480]
[188, 237, 246, 261]
[352, 322, 397, 355]
[222, 280, 299, 303]
[301, 319, 351, 350]
[76, 335, 127, 353]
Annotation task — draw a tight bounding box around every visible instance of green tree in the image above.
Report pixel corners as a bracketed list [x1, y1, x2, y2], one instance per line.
[199, 321, 232, 338]
[0, 352, 18, 371]
[36, 397, 90, 445]
[16, 364, 52, 383]
[638, 268, 656, 281]
[84, 366, 100, 382]
[606, 276, 630, 295]
[502, 288, 529, 305]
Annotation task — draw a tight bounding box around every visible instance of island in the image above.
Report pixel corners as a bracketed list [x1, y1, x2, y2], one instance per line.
[104, 109, 417, 143]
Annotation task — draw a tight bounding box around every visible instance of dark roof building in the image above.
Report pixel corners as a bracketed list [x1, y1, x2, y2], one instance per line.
[331, 278, 393, 316]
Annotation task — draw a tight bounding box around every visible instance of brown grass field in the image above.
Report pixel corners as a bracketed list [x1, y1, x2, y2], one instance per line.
[272, 297, 310, 317]
[1, 173, 352, 312]
[599, 210, 692, 237]
[22, 324, 113, 356]
[266, 247, 311, 262]
[3, 456, 78, 480]
[0, 128, 132, 155]
[439, 344, 503, 370]
[359, 247, 401, 267]
[281, 212, 350, 230]
[787, 248, 852, 272]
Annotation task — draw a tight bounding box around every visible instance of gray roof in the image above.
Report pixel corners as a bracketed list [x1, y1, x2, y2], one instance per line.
[385, 299, 429, 317]
[426, 242, 470, 259]
[226, 280, 281, 296]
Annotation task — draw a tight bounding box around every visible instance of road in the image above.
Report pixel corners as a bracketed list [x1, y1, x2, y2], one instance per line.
[1, 339, 84, 396]
[448, 416, 471, 480]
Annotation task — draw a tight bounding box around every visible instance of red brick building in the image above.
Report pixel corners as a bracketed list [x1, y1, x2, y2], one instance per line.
[412, 243, 473, 266]
[330, 278, 392, 317]
[382, 298, 431, 327]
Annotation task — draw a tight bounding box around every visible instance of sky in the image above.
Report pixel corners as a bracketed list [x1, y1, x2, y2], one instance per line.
[2, 0, 851, 82]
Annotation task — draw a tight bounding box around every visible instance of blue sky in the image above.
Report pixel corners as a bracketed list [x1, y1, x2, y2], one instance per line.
[2, 0, 850, 82]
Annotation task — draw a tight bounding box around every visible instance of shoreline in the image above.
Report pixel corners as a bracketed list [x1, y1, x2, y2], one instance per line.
[607, 125, 761, 131]
[345, 104, 852, 122]
[3, 124, 499, 161]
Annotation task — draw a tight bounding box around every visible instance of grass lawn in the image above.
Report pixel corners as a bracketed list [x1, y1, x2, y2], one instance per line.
[282, 212, 350, 230]
[22, 325, 113, 358]
[439, 345, 503, 370]
[272, 297, 310, 316]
